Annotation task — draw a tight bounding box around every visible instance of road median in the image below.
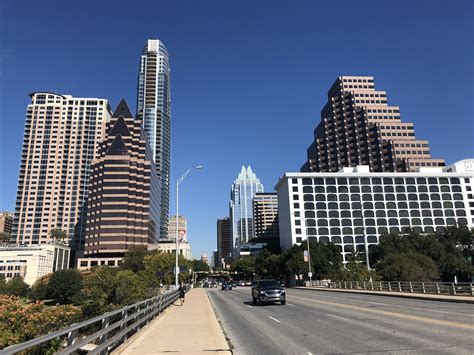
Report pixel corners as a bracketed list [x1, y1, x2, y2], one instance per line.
[293, 286, 474, 304]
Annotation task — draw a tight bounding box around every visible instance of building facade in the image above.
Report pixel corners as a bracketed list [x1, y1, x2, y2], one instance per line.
[0, 212, 13, 235]
[302, 76, 444, 173]
[168, 215, 187, 244]
[78, 99, 161, 268]
[277, 159, 474, 263]
[230, 166, 264, 247]
[136, 39, 171, 239]
[0, 242, 70, 285]
[148, 239, 192, 260]
[217, 217, 232, 268]
[12, 93, 110, 249]
[253, 193, 279, 240]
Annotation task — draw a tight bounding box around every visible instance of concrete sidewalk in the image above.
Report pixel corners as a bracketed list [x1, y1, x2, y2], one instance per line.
[295, 286, 474, 303]
[115, 288, 231, 354]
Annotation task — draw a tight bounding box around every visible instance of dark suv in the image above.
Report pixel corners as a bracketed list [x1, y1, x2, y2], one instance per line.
[252, 279, 285, 305]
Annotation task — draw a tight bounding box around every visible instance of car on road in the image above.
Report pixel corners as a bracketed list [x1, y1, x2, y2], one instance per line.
[222, 282, 233, 290]
[252, 279, 285, 305]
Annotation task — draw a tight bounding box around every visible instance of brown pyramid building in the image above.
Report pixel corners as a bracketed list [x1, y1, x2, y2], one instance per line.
[78, 99, 161, 269]
[302, 76, 444, 173]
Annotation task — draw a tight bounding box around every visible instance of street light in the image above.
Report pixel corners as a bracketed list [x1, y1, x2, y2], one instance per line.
[175, 165, 203, 288]
[357, 202, 371, 271]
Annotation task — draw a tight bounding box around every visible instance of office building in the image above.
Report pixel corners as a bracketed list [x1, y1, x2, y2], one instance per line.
[301, 76, 444, 173]
[0, 212, 13, 235]
[277, 159, 474, 263]
[253, 193, 279, 240]
[136, 39, 171, 239]
[77, 99, 161, 269]
[168, 215, 187, 243]
[12, 93, 110, 250]
[0, 242, 70, 285]
[217, 217, 232, 268]
[148, 239, 193, 260]
[230, 166, 264, 247]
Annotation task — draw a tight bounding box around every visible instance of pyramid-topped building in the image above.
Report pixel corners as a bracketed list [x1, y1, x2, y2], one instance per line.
[78, 99, 161, 269]
[302, 76, 445, 173]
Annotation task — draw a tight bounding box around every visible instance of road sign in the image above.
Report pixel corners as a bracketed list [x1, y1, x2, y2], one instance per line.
[308, 272, 313, 278]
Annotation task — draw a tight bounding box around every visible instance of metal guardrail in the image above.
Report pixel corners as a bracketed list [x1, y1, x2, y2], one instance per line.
[307, 280, 474, 296]
[0, 287, 185, 355]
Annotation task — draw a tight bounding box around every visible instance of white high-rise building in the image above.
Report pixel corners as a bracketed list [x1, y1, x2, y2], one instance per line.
[230, 166, 264, 247]
[276, 159, 474, 263]
[137, 39, 171, 239]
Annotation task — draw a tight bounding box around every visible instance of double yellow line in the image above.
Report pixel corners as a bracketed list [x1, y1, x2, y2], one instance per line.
[290, 295, 474, 330]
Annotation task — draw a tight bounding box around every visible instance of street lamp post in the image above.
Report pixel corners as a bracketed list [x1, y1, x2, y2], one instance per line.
[358, 202, 371, 271]
[306, 236, 313, 285]
[175, 165, 203, 288]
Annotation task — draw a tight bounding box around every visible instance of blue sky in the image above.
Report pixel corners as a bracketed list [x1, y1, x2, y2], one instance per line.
[1, 0, 473, 259]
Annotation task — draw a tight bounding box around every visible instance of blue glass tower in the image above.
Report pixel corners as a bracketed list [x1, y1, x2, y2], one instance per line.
[229, 166, 264, 247]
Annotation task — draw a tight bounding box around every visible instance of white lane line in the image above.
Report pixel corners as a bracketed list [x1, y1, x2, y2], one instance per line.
[233, 297, 239, 301]
[307, 352, 313, 355]
[268, 316, 281, 323]
[247, 305, 254, 309]
[287, 303, 295, 307]
[327, 313, 351, 321]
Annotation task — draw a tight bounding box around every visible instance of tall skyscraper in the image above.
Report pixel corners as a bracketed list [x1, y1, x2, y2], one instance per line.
[0, 212, 13, 235]
[78, 100, 161, 269]
[301, 76, 445, 173]
[252, 193, 279, 240]
[217, 217, 232, 267]
[136, 39, 171, 239]
[12, 93, 110, 248]
[229, 166, 264, 247]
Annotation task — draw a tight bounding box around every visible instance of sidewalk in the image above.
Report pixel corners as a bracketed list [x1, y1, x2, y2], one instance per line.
[115, 288, 231, 354]
[294, 286, 474, 304]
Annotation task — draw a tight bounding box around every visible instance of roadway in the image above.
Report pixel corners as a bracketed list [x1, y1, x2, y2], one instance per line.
[207, 287, 474, 354]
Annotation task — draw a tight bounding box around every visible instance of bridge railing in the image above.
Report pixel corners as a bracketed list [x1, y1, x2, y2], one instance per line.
[0, 288, 183, 355]
[307, 280, 474, 296]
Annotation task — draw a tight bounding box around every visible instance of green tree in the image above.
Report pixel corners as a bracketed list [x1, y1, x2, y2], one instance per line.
[2, 277, 29, 297]
[309, 240, 342, 279]
[0, 232, 11, 244]
[120, 245, 149, 273]
[230, 257, 256, 279]
[141, 252, 188, 287]
[255, 249, 282, 279]
[377, 252, 439, 281]
[80, 266, 118, 317]
[29, 278, 50, 301]
[47, 269, 82, 304]
[49, 228, 68, 242]
[336, 252, 378, 281]
[282, 245, 307, 281]
[113, 270, 147, 305]
[193, 259, 210, 272]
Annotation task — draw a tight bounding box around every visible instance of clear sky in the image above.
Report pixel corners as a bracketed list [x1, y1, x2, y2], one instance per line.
[1, 0, 473, 259]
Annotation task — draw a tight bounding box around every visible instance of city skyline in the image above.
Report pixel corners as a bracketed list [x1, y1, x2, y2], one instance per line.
[1, 1, 473, 258]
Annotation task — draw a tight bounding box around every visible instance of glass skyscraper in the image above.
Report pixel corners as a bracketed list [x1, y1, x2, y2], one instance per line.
[136, 39, 171, 239]
[229, 166, 264, 247]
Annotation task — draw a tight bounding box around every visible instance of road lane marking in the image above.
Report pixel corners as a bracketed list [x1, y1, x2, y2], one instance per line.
[287, 303, 295, 307]
[247, 305, 254, 309]
[268, 316, 281, 323]
[327, 313, 351, 321]
[290, 295, 474, 330]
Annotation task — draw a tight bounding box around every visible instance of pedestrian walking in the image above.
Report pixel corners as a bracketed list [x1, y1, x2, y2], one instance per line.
[179, 283, 186, 305]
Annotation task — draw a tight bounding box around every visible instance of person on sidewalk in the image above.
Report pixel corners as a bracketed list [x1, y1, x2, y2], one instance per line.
[179, 283, 186, 305]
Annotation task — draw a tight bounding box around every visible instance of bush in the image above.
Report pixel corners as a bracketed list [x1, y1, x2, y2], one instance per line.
[0, 295, 81, 350]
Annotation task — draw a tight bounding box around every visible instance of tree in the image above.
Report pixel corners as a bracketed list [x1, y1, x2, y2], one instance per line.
[0, 295, 81, 350]
[282, 245, 307, 281]
[120, 245, 149, 273]
[376, 252, 439, 281]
[49, 228, 68, 242]
[113, 270, 146, 305]
[230, 257, 256, 280]
[336, 252, 378, 281]
[1, 277, 29, 297]
[141, 252, 189, 287]
[193, 259, 210, 272]
[255, 249, 282, 279]
[47, 269, 82, 304]
[29, 278, 50, 301]
[0, 232, 11, 244]
[308, 240, 342, 279]
[80, 266, 118, 317]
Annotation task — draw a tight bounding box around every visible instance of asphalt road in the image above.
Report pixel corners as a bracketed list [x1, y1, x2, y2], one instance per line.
[207, 287, 474, 354]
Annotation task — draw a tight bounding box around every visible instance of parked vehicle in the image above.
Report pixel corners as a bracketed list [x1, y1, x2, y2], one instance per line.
[252, 279, 285, 305]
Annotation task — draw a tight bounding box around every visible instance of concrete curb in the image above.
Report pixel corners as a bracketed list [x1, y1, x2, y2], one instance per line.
[293, 287, 474, 304]
[205, 290, 234, 354]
